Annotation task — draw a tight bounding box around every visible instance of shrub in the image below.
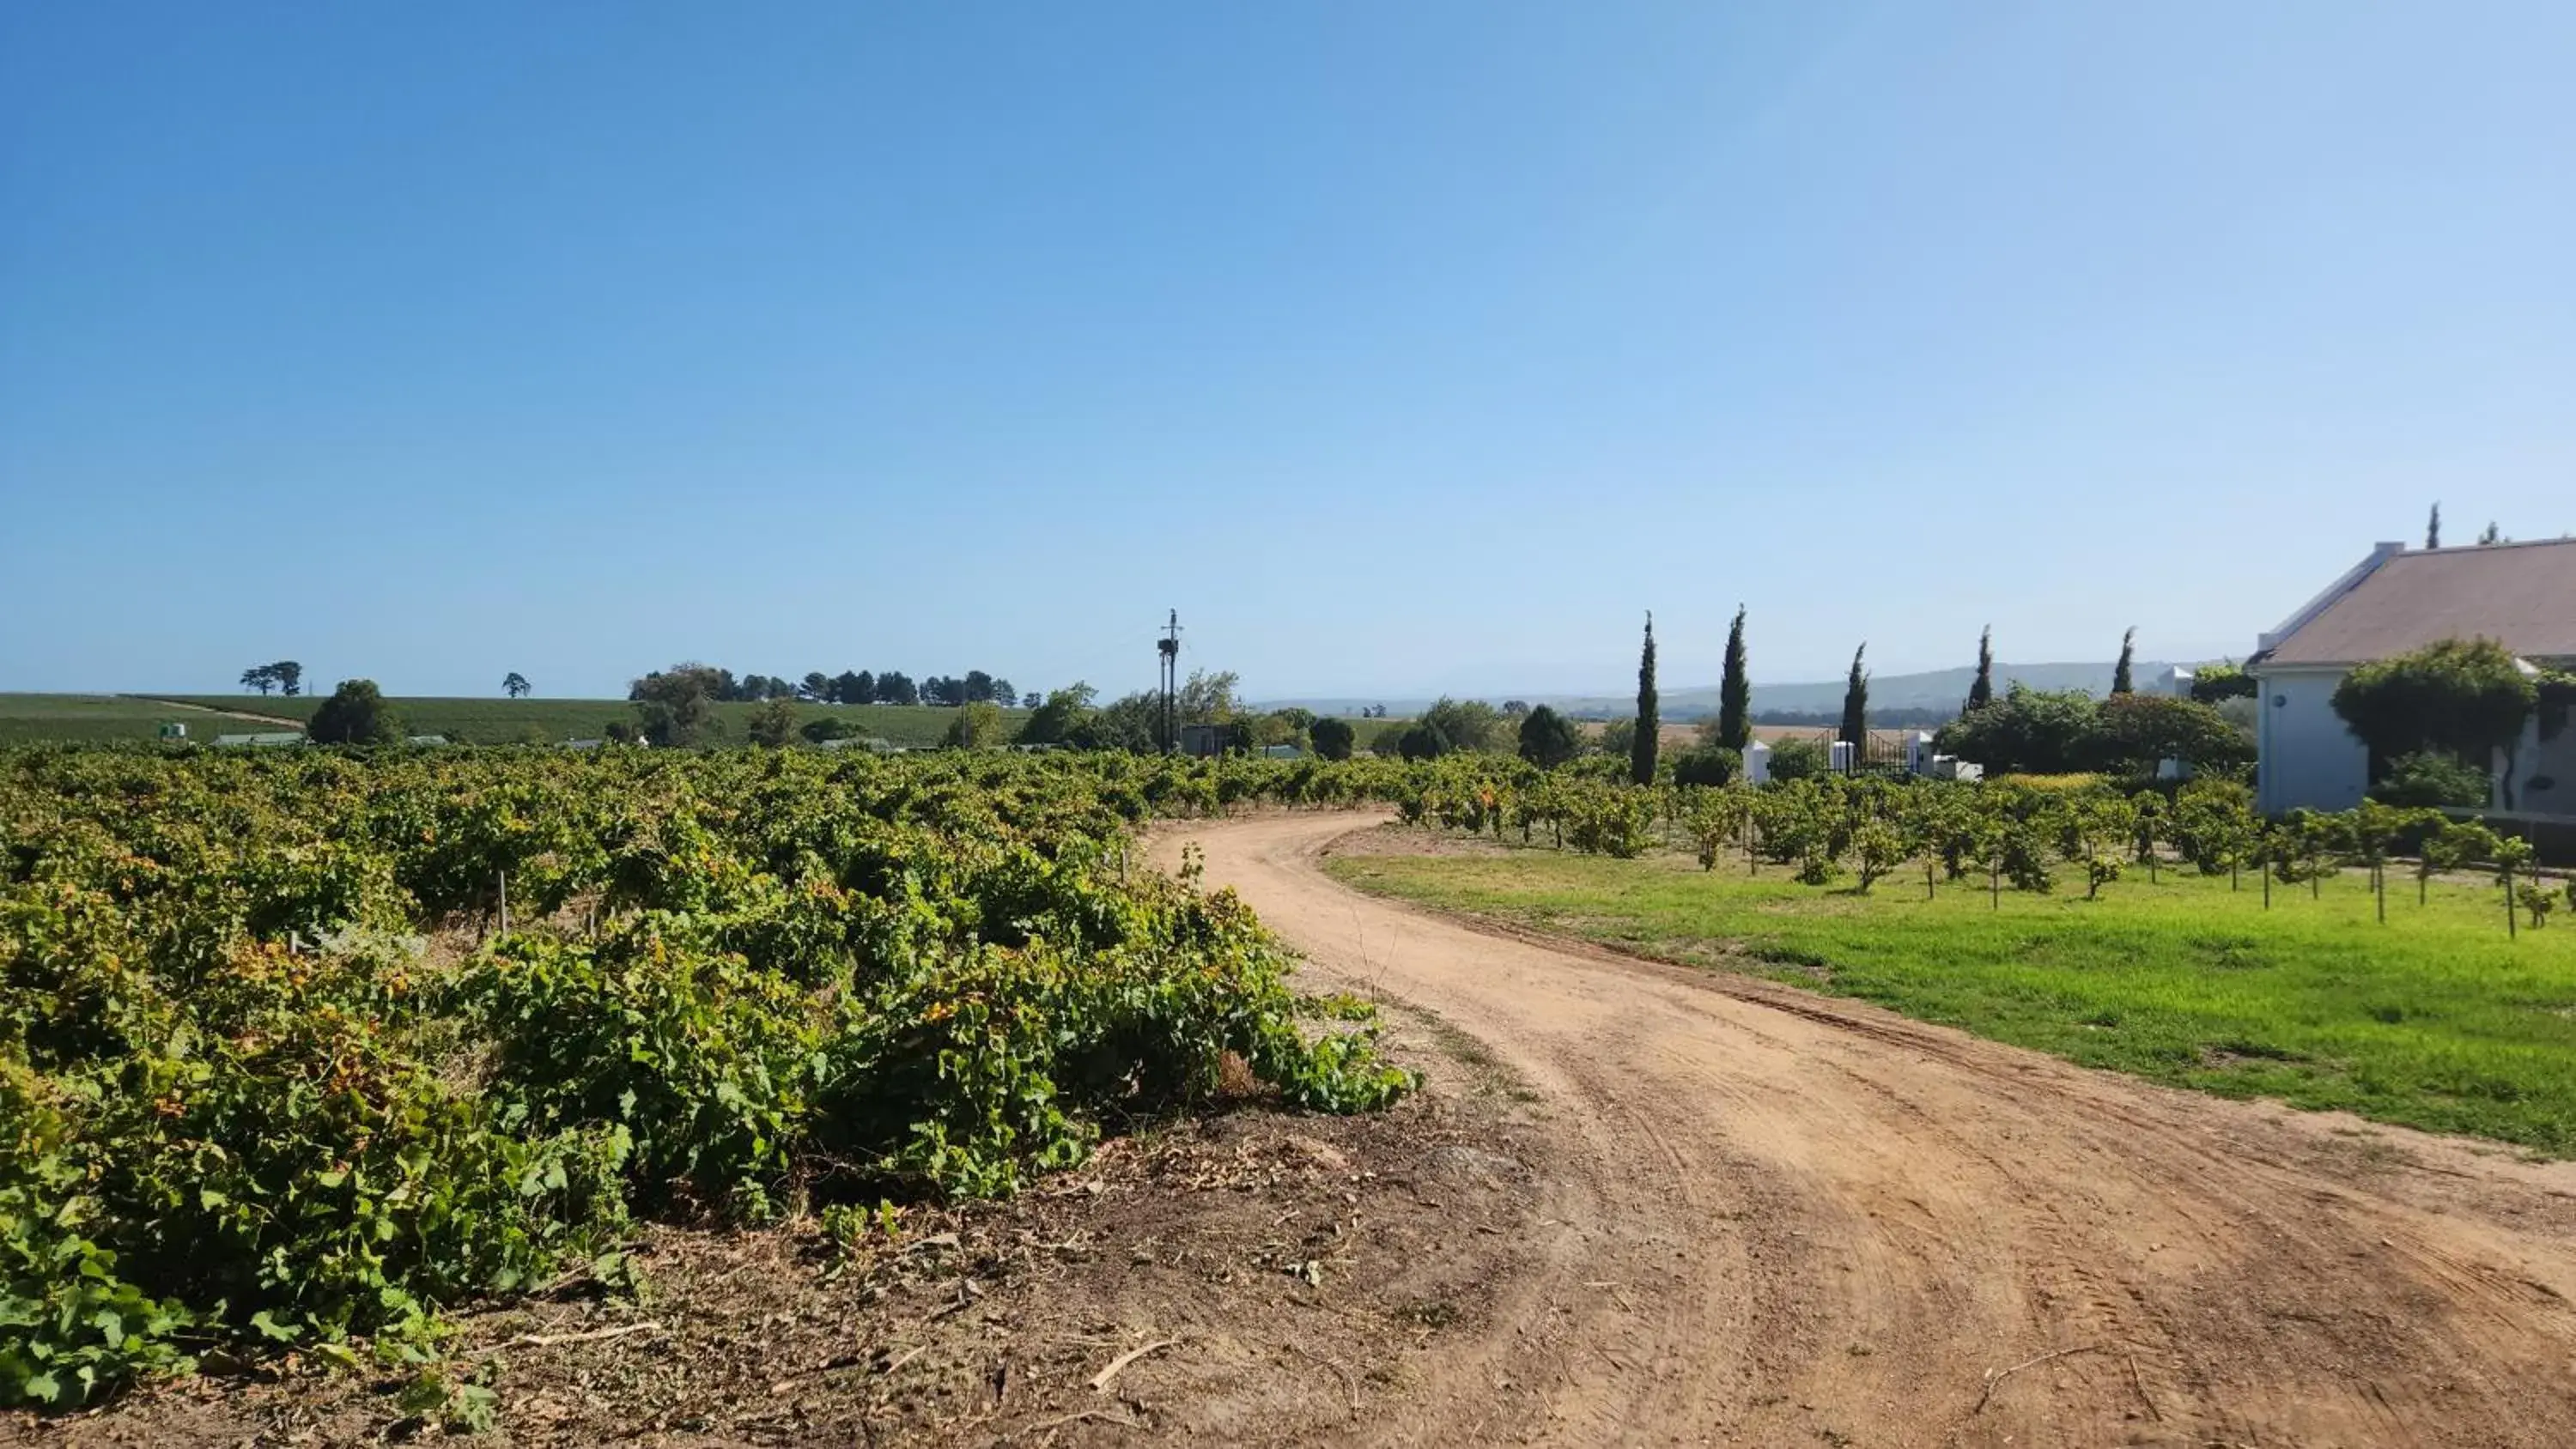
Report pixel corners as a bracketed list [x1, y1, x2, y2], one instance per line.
[2370, 750, 2492, 809]
[2333, 638, 2537, 767]
[1516, 706, 1581, 770]
[1766, 737, 1829, 782]
[1308, 716, 1355, 761]
[307, 680, 401, 746]
[1670, 746, 1741, 788]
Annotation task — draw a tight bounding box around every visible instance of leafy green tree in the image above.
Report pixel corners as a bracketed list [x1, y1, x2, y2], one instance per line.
[837, 670, 873, 705]
[2111, 627, 2136, 695]
[1838, 644, 1868, 751]
[874, 670, 919, 706]
[240, 664, 276, 695]
[1070, 692, 1160, 752]
[2479, 521, 2504, 545]
[2188, 664, 2257, 704]
[1396, 723, 1444, 761]
[1308, 716, 1356, 761]
[2332, 637, 2535, 799]
[631, 663, 724, 748]
[1716, 605, 1752, 750]
[1934, 686, 2100, 774]
[2426, 501, 2441, 549]
[502, 671, 532, 699]
[270, 661, 304, 697]
[1631, 614, 1659, 786]
[746, 698, 799, 748]
[1966, 627, 1995, 712]
[1596, 718, 1636, 761]
[2093, 694, 2252, 775]
[942, 700, 1005, 749]
[1178, 670, 1241, 725]
[1420, 697, 1502, 754]
[1018, 683, 1098, 745]
[307, 679, 401, 745]
[1516, 705, 1580, 769]
[800, 671, 829, 700]
[799, 716, 854, 743]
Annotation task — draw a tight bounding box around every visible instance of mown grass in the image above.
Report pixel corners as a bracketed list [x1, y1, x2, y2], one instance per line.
[1326, 840, 2576, 1154]
[138, 696, 1023, 748]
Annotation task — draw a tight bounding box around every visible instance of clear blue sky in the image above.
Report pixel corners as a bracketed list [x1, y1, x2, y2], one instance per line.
[5, 2, 2570, 701]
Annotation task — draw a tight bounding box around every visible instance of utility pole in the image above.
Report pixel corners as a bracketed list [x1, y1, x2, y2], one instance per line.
[1157, 609, 1182, 754]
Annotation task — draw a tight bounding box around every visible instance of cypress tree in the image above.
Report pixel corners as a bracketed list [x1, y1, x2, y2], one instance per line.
[2111, 627, 2136, 695]
[1716, 605, 1752, 751]
[2426, 502, 2441, 549]
[1838, 644, 1868, 753]
[1966, 627, 1995, 712]
[1631, 613, 1659, 786]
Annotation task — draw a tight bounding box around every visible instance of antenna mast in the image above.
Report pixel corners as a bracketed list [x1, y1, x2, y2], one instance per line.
[1157, 609, 1182, 754]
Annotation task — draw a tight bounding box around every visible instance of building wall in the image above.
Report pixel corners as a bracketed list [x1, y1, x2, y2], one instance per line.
[2506, 717, 2576, 818]
[2254, 667, 2369, 815]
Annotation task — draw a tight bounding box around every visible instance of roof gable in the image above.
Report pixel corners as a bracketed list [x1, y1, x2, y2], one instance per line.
[2262, 537, 2576, 667]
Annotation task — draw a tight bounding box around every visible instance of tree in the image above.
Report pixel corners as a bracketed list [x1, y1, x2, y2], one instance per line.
[1597, 718, 1636, 761]
[2189, 664, 2257, 704]
[746, 698, 799, 749]
[2427, 502, 2442, 549]
[989, 678, 1017, 708]
[271, 661, 304, 697]
[1309, 716, 1357, 761]
[837, 670, 874, 706]
[800, 671, 829, 701]
[875, 670, 919, 707]
[1716, 605, 1752, 750]
[1838, 644, 1868, 752]
[1018, 683, 1098, 745]
[1671, 745, 1740, 787]
[1934, 685, 2100, 774]
[1501, 700, 1531, 717]
[307, 679, 400, 745]
[240, 665, 276, 696]
[1631, 613, 1659, 786]
[942, 700, 1005, 749]
[502, 671, 532, 699]
[2093, 694, 2253, 774]
[2479, 521, 2504, 545]
[1419, 697, 1501, 754]
[800, 716, 855, 744]
[1967, 627, 1996, 712]
[2111, 628, 2136, 695]
[1023, 692, 1042, 709]
[1070, 692, 1160, 753]
[2331, 638, 2536, 795]
[1177, 670, 1241, 725]
[961, 670, 996, 704]
[631, 663, 724, 748]
[1517, 705, 1580, 769]
[2372, 749, 2494, 808]
[1395, 724, 1444, 761]
[920, 675, 965, 706]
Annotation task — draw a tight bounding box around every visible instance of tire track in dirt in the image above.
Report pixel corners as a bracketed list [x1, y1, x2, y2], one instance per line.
[1161, 812, 2576, 1446]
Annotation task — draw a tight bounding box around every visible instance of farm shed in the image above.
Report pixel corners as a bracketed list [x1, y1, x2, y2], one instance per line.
[2247, 537, 2576, 817]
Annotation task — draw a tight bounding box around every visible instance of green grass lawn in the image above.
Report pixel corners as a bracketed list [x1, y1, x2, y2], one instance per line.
[1327, 837, 2576, 1154]
[133, 695, 1021, 748]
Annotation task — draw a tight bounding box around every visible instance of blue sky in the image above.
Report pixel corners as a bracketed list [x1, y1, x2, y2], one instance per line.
[4, 2, 2571, 701]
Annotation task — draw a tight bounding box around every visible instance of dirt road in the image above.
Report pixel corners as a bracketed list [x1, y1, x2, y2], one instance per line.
[1168, 813, 2576, 1447]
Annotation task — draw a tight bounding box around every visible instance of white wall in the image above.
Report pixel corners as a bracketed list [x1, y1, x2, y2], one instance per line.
[2506, 717, 2576, 818]
[2255, 667, 2369, 815]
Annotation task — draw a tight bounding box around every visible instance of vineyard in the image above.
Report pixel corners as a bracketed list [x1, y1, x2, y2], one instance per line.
[0, 748, 1419, 1410]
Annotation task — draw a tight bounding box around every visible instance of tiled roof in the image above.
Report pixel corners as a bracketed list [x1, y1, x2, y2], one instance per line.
[2263, 538, 2576, 666]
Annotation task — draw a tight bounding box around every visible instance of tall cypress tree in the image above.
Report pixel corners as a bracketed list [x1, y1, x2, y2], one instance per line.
[1838, 644, 1868, 753]
[1966, 627, 1995, 712]
[1631, 612, 1659, 785]
[1716, 605, 1751, 751]
[2111, 627, 2136, 695]
[2426, 502, 2442, 549]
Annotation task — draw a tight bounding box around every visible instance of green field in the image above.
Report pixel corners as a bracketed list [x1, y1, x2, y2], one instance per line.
[137, 695, 1028, 748]
[1327, 836, 2576, 1153]
[0, 694, 220, 744]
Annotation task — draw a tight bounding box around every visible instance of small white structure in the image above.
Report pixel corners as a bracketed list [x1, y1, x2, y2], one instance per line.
[2154, 665, 2196, 699]
[1828, 739, 1855, 774]
[2250, 537, 2576, 817]
[1742, 739, 1773, 785]
[1903, 731, 1936, 776]
[212, 731, 304, 748]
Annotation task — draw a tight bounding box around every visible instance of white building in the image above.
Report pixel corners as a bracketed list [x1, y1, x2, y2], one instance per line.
[2247, 537, 2576, 818]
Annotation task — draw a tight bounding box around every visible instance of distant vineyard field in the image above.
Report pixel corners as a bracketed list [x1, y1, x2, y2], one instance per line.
[138, 695, 1028, 748]
[0, 694, 212, 744]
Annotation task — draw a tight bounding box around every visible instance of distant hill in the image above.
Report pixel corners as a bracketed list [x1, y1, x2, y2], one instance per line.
[1262, 661, 2174, 722]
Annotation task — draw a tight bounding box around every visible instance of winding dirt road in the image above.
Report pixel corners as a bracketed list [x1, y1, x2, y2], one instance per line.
[1170, 813, 2576, 1447]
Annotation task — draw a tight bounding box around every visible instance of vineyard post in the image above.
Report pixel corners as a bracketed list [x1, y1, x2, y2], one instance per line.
[1924, 856, 1935, 901]
[499, 870, 508, 937]
[2506, 861, 2518, 940]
